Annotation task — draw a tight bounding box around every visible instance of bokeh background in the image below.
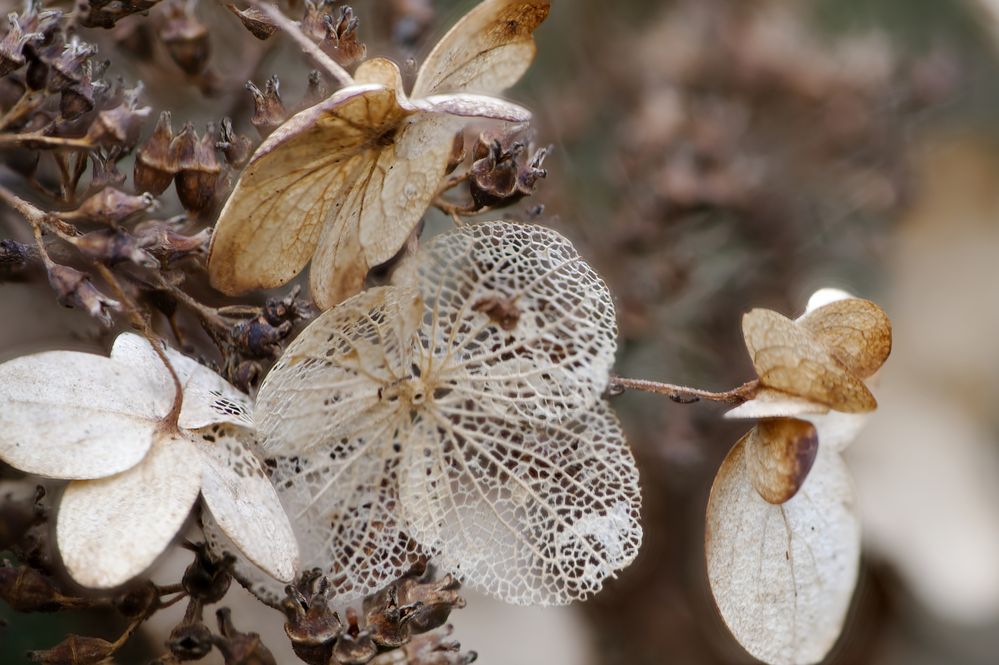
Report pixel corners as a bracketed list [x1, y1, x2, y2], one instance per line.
[4, 0, 999, 663]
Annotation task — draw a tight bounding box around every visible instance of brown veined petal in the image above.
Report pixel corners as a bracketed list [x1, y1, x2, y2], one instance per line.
[267, 410, 425, 603]
[743, 308, 877, 413]
[705, 438, 860, 665]
[402, 222, 618, 423]
[354, 57, 409, 98]
[193, 424, 298, 583]
[411, 0, 551, 98]
[256, 287, 422, 455]
[798, 298, 892, 379]
[401, 401, 642, 605]
[207, 84, 412, 297]
[745, 419, 819, 505]
[56, 430, 202, 588]
[0, 350, 164, 480]
[110, 333, 253, 430]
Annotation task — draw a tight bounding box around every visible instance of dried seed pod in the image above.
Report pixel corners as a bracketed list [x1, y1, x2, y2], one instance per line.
[182, 541, 232, 604]
[215, 608, 277, 665]
[160, 3, 210, 76]
[135, 111, 178, 195]
[87, 151, 127, 191]
[332, 608, 377, 665]
[230, 315, 292, 359]
[84, 84, 151, 149]
[216, 117, 252, 168]
[80, 0, 162, 29]
[322, 6, 366, 67]
[113, 580, 158, 619]
[397, 573, 464, 634]
[133, 219, 211, 263]
[226, 4, 277, 40]
[73, 229, 158, 267]
[300, 0, 331, 43]
[364, 585, 421, 648]
[59, 187, 156, 225]
[173, 123, 221, 213]
[282, 573, 342, 665]
[301, 70, 327, 110]
[0, 12, 44, 76]
[58, 63, 97, 120]
[0, 562, 72, 612]
[45, 264, 120, 325]
[468, 135, 550, 209]
[46, 36, 96, 92]
[168, 599, 214, 661]
[27, 634, 117, 664]
[246, 76, 286, 139]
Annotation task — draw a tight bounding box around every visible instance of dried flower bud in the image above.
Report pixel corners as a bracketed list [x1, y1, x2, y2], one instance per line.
[398, 627, 477, 665]
[160, 4, 210, 76]
[282, 573, 341, 665]
[215, 608, 277, 665]
[46, 37, 97, 92]
[173, 123, 221, 213]
[322, 6, 366, 67]
[230, 315, 292, 358]
[27, 634, 116, 664]
[217, 117, 253, 168]
[168, 599, 213, 661]
[135, 111, 178, 195]
[134, 219, 210, 264]
[468, 136, 550, 210]
[59, 63, 97, 120]
[0, 561, 72, 612]
[113, 580, 158, 619]
[301, 70, 327, 110]
[46, 264, 120, 326]
[87, 150, 127, 191]
[85, 84, 151, 149]
[246, 76, 286, 139]
[364, 586, 422, 648]
[0, 238, 33, 276]
[301, 0, 331, 43]
[226, 4, 277, 40]
[73, 229, 158, 267]
[182, 541, 232, 604]
[332, 608, 377, 665]
[79, 0, 162, 29]
[60, 187, 156, 225]
[0, 12, 44, 76]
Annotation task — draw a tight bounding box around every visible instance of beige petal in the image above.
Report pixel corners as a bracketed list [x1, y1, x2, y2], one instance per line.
[193, 424, 298, 583]
[256, 286, 422, 455]
[412, 0, 550, 98]
[421, 93, 531, 122]
[201, 511, 287, 607]
[0, 350, 164, 479]
[111, 333, 252, 430]
[208, 84, 411, 297]
[401, 401, 642, 605]
[56, 430, 202, 588]
[743, 308, 877, 412]
[798, 298, 892, 379]
[745, 419, 819, 504]
[725, 388, 830, 420]
[706, 438, 860, 665]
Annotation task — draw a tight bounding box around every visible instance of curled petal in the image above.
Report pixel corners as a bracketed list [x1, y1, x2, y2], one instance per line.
[56, 430, 202, 588]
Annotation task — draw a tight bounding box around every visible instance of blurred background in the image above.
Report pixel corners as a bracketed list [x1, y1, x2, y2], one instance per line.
[3, 0, 999, 663]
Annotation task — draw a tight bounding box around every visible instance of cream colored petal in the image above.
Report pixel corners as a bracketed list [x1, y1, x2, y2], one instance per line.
[801, 288, 854, 314]
[401, 222, 618, 422]
[401, 402, 641, 605]
[706, 437, 859, 665]
[111, 333, 252, 430]
[256, 286, 421, 455]
[725, 388, 829, 420]
[193, 424, 298, 583]
[0, 350, 163, 479]
[421, 93, 531, 123]
[208, 84, 409, 296]
[201, 511, 288, 607]
[412, 0, 550, 98]
[56, 430, 202, 588]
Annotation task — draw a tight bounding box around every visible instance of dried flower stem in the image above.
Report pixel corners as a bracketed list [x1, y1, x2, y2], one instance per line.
[609, 376, 759, 404]
[0, 182, 58, 268]
[0, 133, 93, 150]
[250, 1, 355, 87]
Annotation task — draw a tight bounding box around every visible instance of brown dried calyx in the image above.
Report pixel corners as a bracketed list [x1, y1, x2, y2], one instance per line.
[27, 634, 118, 664]
[226, 4, 277, 40]
[214, 607, 277, 665]
[0, 12, 45, 77]
[133, 217, 211, 264]
[45, 263, 121, 326]
[246, 76, 287, 139]
[84, 83, 152, 150]
[135, 111, 178, 195]
[172, 122, 222, 213]
[217, 117, 253, 168]
[182, 540, 234, 604]
[57, 186, 156, 226]
[72, 228, 158, 267]
[167, 598, 214, 661]
[160, 1, 210, 76]
[321, 6, 366, 67]
[80, 0, 162, 29]
[0, 561, 89, 613]
[468, 132, 551, 210]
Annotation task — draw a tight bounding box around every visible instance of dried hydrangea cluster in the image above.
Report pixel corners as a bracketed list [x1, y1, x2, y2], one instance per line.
[0, 332, 298, 589]
[706, 289, 892, 665]
[237, 221, 642, 607]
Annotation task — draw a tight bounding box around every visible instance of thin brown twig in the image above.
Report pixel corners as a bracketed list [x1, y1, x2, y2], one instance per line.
[0, 133, 93, 150]
[609, 376, 759, 405]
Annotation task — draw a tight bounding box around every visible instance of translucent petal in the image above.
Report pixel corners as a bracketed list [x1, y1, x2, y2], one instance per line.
[0, 350, 163, 479]
[194, 423, 298, 583]
[56, 430, 202, 588]
[412, 0, 550, 98]
[111, 333, 253, 430]
[266, 410, 426, 602]
[797, 298, 892, 380]
[705, 437, 860, 665]
[256, 287, 422, 455]
[403, 222, 618, 423]
[202, 511, 287, 607]
[401, 401, 642, 605]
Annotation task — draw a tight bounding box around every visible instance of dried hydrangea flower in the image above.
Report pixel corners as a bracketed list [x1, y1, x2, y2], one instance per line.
[208, 0, 550, 309]
[0, 333, 298, 589]
[705, 289, 892, 665]
[243, 221, 641, 606]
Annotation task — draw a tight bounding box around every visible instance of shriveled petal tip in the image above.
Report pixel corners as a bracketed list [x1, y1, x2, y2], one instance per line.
[56, 430, 202, 588]
[706, 440, 860, 665]
[0, 350, 164, 479]
[193, 424, 298, 583]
